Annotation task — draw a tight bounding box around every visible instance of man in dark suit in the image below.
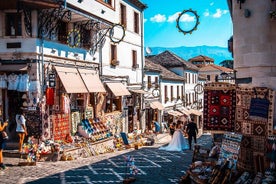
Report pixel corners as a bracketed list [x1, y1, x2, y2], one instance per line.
[186, 117, 198, 150]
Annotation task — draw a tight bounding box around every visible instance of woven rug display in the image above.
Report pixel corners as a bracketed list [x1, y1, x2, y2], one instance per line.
[203, 83, 236, 133]
[267, 135, 276, 172]
[235, 86, 275, 172]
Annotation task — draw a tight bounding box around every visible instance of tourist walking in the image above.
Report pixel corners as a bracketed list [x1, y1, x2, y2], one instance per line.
[169, 122, 176, 137]
[0, 119, 8, 170]
[186, 118, 198, 150]
[16, 109, 28, 153]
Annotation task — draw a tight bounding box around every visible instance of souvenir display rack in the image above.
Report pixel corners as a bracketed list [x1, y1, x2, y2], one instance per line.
[24, 108, 42, 139]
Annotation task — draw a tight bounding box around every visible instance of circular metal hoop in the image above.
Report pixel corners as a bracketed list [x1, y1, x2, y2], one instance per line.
[176, 9, 200, 35]
[109, 24, 125, 44]
[194, 83, 204, 94]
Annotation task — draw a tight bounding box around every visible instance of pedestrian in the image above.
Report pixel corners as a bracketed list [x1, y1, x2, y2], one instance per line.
[153, 121, 160, 135]
[169, 122, 176, 137]
[186, 117, 198, 150]
[16, 109, 28, 153]
[159, 120, 189, 151]
[0, 119, 8, 170]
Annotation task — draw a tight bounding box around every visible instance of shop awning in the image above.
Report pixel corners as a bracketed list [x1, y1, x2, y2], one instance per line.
[150, 101, 164, 110]
[55, 66, 88, 93]
[168, 110, 183, 117]
[78, 68, 106, 93]
[106, 82, 131, 96]
[0, 64, 27, 71]
[188, 109, 203, 116]
[177, 108, 191, 116]
[129, 89, 149, 94]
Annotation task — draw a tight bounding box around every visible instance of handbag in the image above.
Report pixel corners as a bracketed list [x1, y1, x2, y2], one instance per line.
[249, 88, 270, 120]
[1, 131, 8, 140]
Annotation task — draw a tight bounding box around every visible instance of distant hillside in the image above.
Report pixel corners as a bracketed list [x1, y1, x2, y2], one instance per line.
[146, 45, 233, 65]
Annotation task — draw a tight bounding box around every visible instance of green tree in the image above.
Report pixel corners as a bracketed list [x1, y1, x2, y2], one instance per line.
[219, 59, 233, 69]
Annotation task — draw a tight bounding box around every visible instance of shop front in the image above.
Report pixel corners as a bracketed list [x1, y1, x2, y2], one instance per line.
[145, 100, 164, 132]
[0, 62, 41, 141]
[185, 82, 276, 183]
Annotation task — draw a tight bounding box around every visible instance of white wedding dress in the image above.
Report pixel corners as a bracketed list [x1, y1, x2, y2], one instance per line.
[159, 129, 189, 151]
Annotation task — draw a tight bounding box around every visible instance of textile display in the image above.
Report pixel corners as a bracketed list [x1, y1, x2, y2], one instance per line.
[0, 74, 7, 89]
[235, 86, 275, 173]
[85, 107, 94, 119]
[71, 111, 81, 135]
[267, 136, 276, 171]
[203, 83, 236, 132]
[41, 103, 51, 140]
[105, 111, 124, 136]
[51, 114, 70, 141]
[25, 110, 42, 139]
[46, 88, 55, 105]
[249, 88, 270, 121]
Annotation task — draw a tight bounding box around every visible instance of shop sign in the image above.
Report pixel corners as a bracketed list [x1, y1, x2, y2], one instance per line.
[48, 73, 56, 87]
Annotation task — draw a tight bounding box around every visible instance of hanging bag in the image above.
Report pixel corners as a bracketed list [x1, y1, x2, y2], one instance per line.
[249, 88, 270, 120]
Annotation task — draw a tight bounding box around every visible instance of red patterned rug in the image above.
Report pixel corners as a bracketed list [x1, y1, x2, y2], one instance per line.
[203, 83, 236, 132]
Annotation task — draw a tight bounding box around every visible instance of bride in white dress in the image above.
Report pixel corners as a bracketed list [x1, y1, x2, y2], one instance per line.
[159, 121, 189, 151]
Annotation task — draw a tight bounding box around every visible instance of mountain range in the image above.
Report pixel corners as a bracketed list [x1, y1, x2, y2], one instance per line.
[145, 45, 233, 65]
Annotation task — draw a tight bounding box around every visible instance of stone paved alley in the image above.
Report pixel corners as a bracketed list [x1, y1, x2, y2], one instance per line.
[0, 134, 212, 184]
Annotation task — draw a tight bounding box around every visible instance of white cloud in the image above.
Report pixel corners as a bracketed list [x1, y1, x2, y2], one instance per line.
[179, 12, 195, 22]
[210, 2, 214, 6]
[203, 9, 210, 17]
[167, 12, 181, 23]
[144, 18, 147, 23]
[212, 9, 229, 18]
[150, 14, 166, 23]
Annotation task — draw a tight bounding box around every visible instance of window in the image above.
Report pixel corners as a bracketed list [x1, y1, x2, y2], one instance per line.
[181, 86, 184, 101]
[103, 0, 112, 5]
[177, 86, 180, 99]
[132, 50, 137, 68]
[110, 44, 117, 65]
[134, 11, 139, 34]
[120, 4, 127, 27]
[154, 77, 158, 88]
[5, 13, 22, 36]
[164, 86, 168, 102]
[171, 86, 173, 101]
[147, 76, 152, 89]
[96, 0, 114, 8]
[185, 73, 188, 84]
[207, 75, 210, 81]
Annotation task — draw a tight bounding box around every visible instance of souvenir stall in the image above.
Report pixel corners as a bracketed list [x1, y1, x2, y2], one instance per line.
[0, 63, 42, 141]
[235, 86, 275, 174]
[26, 63, 117, 161]
[181, 83, 276, 183]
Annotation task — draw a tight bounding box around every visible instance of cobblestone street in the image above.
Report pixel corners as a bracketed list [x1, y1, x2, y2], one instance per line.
[0, 134, 212, 184]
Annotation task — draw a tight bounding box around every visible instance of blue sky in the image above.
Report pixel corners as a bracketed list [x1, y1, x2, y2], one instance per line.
[141, 0, 233, 48]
